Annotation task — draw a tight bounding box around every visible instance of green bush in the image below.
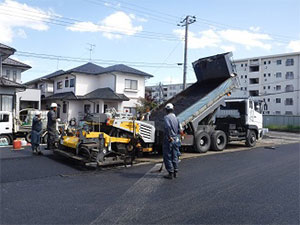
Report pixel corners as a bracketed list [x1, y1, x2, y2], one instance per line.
[266, 124, 300, 133]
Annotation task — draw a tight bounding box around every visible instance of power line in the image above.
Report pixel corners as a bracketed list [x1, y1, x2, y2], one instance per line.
[15, 51, 181, 68]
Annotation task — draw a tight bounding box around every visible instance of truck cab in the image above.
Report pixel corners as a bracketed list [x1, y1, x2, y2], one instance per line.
[215, 98, 265, 146]
[0, 111, 13, 144]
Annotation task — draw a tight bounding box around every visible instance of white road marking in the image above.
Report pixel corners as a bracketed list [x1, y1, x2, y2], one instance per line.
[90, 163, 165, 225]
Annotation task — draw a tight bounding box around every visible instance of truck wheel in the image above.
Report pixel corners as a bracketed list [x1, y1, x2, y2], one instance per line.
[211, 130, 227, 151]
[194, 131, 211, 153]
[0, 134, 12, 145]
[246, 130, 257, 147]
[26, 133, 31, 143]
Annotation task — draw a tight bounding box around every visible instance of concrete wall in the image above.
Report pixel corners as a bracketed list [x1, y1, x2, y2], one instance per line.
[263, 115, 300, 127]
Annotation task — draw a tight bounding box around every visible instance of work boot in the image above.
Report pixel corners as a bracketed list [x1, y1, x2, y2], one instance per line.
[174, 171, 178, 178]
[164, 172, 173, 179]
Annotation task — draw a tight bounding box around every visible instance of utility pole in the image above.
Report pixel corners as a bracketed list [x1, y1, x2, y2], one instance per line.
[178, 15, 196, 90]
[87, 43, 96, 62]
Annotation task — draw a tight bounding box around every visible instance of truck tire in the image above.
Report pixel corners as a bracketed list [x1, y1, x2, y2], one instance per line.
[211, 130, 227, 151]
[246, 130, 257, 147]
[194, 131, 211, 153]
[0, 134, 12, 145]
[26, 132, 31, 143]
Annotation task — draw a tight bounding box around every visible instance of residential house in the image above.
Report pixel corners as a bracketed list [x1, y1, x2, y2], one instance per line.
[25, 62, 153, 122]
[0, 43, 35, 113]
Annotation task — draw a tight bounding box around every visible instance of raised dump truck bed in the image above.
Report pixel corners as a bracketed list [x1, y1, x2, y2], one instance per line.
[150, 52, 238, 132]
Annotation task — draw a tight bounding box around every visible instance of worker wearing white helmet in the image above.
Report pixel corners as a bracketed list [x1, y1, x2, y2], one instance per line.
[46, 103, 58, 150]
[163, 102, 182, 179]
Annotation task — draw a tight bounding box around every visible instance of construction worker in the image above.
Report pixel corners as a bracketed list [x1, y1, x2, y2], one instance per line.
[31, 111, 43, 155]
[46, 103, 58, 150]
[163, 103, 181, 179]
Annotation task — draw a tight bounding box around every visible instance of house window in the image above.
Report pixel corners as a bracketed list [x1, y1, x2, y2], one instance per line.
[264, 61, 266, 65]
[96, 104, 99, 113]
[268, 86, 270, 89]
[276, 60, 282, 65]
[285, 58, 294, 66]
[268, 60, 271, 64]
[263, 74, 266, 77]
[241, 75, 243, 79]
[70, 78, 75, 88]
[275, 98, 281, 103]
[57, 81, 62, 89]
[275, 72, 282, 78]
[13, 71, 17, 82]
[244, 87, 247, 91]
[245, 63, 247, 67]
[286, 85, 294, 92]
[245, 75, 247, 79]
[275, 111, 281, 115]
[241, 87, 243, 90]
[65, 79, 69, 88]
[0, 95, 13, 112]
[286, 72, 294, 79]
[125, 79, 138, 90]
[268, 73, 271, 77]
[276, 85, 281, 91]
[263, 86, 266, 90]
[84, 104, 91, 114]
[285, 98, 293, 105]
[267, 98, 270, 102]
[63, 102, 67, 113]
[241, 64, 243, 67]
[285, 111, 293, 115]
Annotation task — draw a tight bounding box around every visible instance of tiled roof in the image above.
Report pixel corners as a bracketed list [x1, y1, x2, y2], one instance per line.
[0, 43, 15, 51]
[43, 88, 129, 102]
[64, 62, 105, 75]
[3, 58, 31, 69]
[42, 92, 77, 101]
[0, 76, 26, 88]
[0, 43, 16, 60]
[25, 70, 65, 85]
[101, 64, 153, 77]
[80, 88, 129, 101]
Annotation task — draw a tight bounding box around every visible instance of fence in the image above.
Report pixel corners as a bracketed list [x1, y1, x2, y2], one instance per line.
[263, 115, 300, 127]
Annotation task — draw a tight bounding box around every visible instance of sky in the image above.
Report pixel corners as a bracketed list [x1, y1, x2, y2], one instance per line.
[0, 0, 299, 85]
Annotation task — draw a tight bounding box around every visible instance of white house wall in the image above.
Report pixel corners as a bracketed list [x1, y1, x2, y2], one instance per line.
[54, 74, 75, 94]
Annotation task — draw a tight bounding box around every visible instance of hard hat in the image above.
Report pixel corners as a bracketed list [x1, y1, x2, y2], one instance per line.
[165, 103, 174, 110]
[51, 103, 58, 108]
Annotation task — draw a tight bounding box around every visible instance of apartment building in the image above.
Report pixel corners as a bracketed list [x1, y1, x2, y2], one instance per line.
[147, 82, 193, 103]
[231, 52, 300, 115]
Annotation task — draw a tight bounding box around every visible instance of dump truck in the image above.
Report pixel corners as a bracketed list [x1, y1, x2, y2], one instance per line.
[55, 52, 266, 166]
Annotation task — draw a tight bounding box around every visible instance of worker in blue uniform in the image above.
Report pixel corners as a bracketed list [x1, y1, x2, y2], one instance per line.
[163, 103, 181, 179]
[46, 103, 58, 150]
[31, 111, 43, 155]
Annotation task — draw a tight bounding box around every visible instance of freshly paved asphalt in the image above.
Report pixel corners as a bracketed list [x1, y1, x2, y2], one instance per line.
[1, 143, 299, 224]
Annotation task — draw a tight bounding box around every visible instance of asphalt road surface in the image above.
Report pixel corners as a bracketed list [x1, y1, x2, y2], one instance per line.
[1, 143, 299, 224]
